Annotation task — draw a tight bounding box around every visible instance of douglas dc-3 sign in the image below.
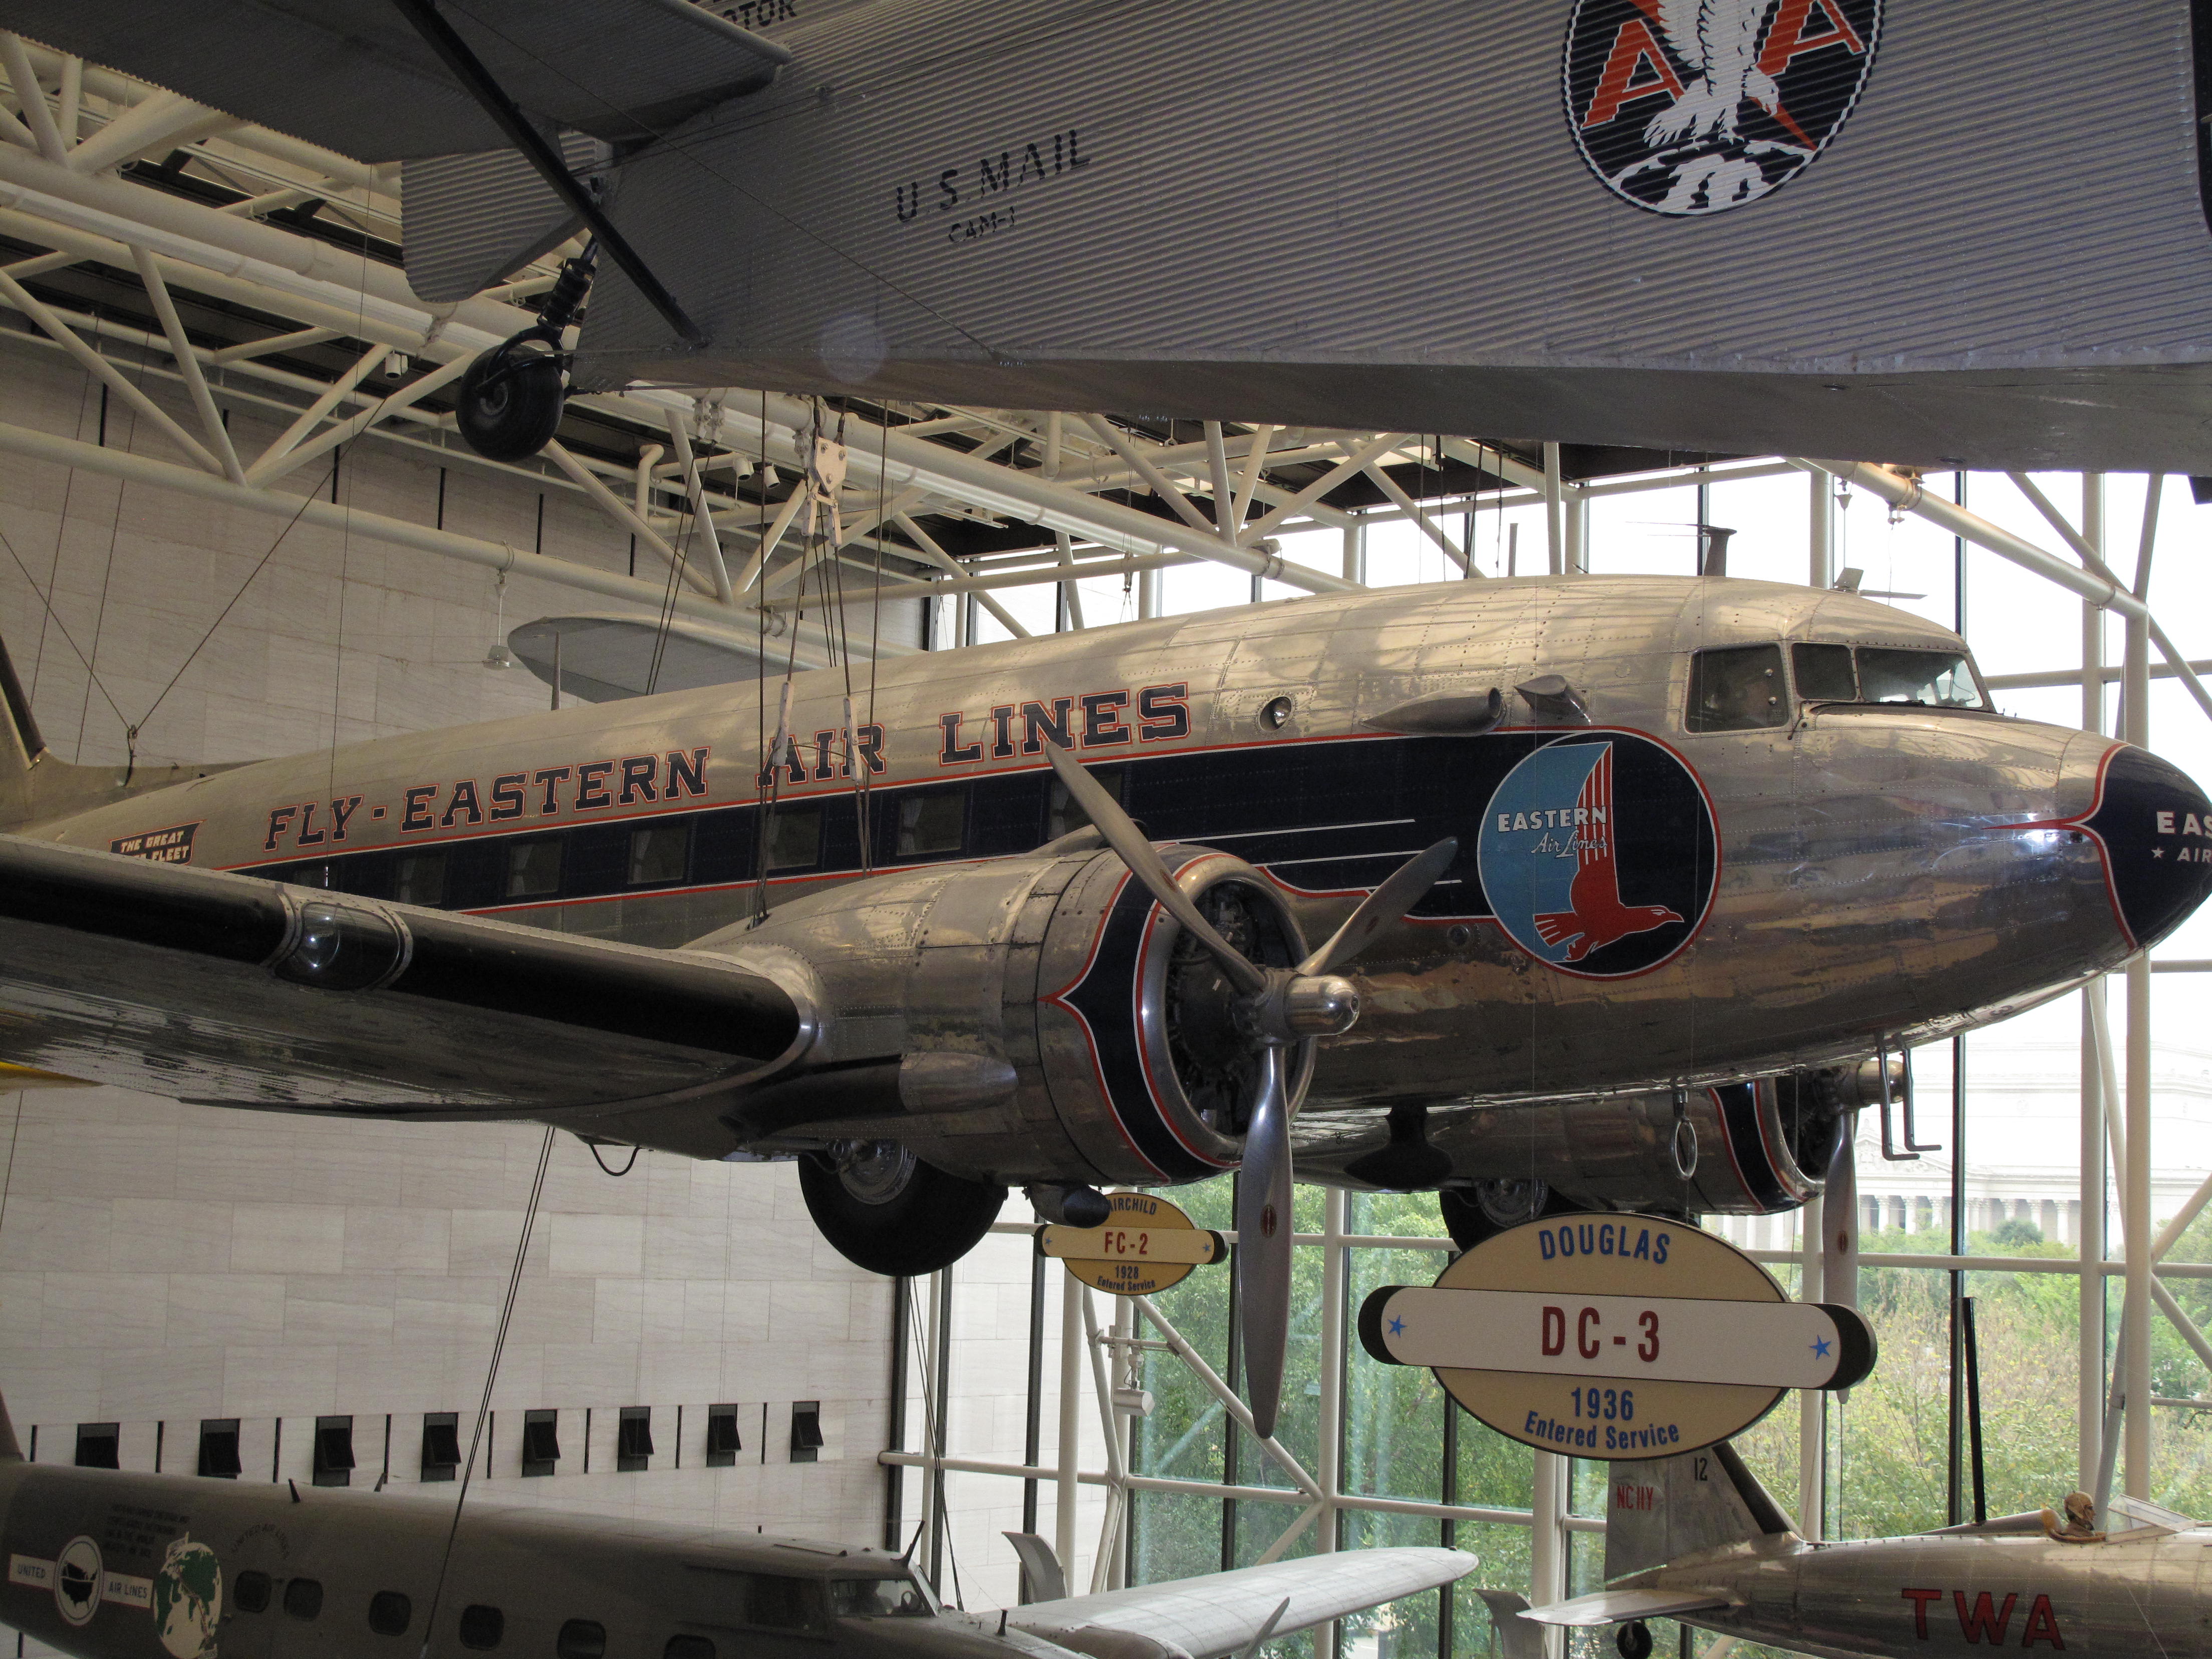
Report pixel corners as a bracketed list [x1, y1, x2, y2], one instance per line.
[2, 573, 2209, 1436]
[1360, 1214, 1874, 1456]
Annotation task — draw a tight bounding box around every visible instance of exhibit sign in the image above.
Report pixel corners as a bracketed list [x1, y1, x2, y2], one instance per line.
[1358, 1213, 1875, 1456]
[1040, 1191, 1225, 1296]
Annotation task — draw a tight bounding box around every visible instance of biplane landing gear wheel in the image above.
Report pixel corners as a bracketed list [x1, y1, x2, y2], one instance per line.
[1617, 1622, 1654, 1659]
[454, 245, 597, 464]
[456, 341, 566, 463]
[797, 1140, 1006, 1278]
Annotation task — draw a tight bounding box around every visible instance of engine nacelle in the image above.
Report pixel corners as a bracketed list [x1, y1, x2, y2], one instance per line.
[1311, 1072, 1851, 1222]
[698, 840, 1307, 1186]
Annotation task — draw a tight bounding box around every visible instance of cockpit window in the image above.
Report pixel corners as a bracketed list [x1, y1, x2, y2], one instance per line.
[1793, 644, 1984, 710]
[1855, 648, 1983, 708]
[1686, 645, 1787, 732]
[828, 1577, 934, 1618]
[1790, 643, 1857, 701]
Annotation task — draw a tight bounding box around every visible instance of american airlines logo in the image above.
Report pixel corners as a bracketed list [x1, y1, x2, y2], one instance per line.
[1562, 0, 1883, 216]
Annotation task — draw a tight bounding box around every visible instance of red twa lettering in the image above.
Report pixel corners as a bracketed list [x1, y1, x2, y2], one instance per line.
[1901, 1588, 1941, 1638]
[2021, 1594, 2064, 1649]
[1955, 1591, 2017, 1644]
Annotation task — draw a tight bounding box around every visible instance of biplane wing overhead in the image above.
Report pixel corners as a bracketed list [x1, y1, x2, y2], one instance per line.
[0, 0, 787, 160]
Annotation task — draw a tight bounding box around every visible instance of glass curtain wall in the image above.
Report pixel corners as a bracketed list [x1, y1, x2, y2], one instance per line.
[897, 463, 2212, 1659]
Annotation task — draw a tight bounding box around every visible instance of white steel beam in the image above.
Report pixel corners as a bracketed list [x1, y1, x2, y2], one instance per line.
[0, 418, 863, 664]
[66, 92, 240, 176]
[0, 35, 66, 163]
[127, 243, 244, 482]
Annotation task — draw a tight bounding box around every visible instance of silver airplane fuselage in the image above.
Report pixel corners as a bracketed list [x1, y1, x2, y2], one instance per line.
[16, 575, 2209, 1186]
[1633, 1527, 2208, 1659]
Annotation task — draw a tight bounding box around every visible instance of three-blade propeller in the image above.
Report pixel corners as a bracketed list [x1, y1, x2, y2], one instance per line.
[1045, 745, 1456, 1438]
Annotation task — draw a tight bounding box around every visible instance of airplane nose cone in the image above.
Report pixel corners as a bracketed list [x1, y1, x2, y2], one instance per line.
[2081, 743, 2212, 950]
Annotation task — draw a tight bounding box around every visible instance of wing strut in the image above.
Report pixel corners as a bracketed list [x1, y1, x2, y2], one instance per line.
[388, 0, 708, 345]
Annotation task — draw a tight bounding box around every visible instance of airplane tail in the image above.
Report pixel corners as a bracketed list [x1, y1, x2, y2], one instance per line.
[1603, 1441, 1796, 1584]
[0, 627, 232, 832]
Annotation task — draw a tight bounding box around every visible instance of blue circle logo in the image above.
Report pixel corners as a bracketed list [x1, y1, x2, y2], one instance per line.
[1476, 733, 1716, 977]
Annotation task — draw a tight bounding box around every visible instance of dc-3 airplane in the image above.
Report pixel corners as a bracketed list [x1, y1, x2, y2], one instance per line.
[1487, 1440, 2210, 1659]
[8, 0, 2212, 472]
[2, 573, 2208, 1434]
[0, 1390, 1476, 1659]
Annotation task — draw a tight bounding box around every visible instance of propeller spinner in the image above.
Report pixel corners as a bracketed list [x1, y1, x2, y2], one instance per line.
[1044, 745, 1456, 1438]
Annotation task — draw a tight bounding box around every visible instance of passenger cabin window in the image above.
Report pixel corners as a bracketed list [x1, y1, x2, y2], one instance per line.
[557, 1620, 607, 1659]
[1047, 769, 1124, 841]
[764, 806, 821, 871]
[628, 823, 690, 886]
[896, 790, 965, 857]
[719, 1574, 812, 1631]
[459, 1605, 504, 1649]
[830, 1577, 933, 1618]
[1686, 645, 1786, 732]
[395, 852, 446, 907]
[368, 1592, 412, 1636]
[505, 840, 564, 899]
[283, 1579, 324, 1620]
[234, 1573, 272, 1614]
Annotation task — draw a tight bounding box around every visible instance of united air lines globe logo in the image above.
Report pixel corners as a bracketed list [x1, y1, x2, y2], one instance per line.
[1563, 0, 1883, 216]
[1476, 733, 1716, 978]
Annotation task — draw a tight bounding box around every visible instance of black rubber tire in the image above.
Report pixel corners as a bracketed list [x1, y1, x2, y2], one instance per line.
[1438, 1183, 1588, 1251]
[797, 1149, 1006, 1278]
[1618, 1623, 1654, 1659]
[455, 347, 566, 463]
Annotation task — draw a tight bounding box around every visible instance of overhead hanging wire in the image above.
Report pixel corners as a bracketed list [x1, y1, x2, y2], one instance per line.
[417, 1125, 557, 1659]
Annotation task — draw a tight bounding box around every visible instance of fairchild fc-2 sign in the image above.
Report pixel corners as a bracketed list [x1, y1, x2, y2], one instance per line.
[1359, 1215, 1874, 1456]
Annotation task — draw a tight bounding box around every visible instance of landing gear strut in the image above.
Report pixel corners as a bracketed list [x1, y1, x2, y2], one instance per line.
[455, 248, 595, 463]
[796, 1139, 1006, 1278]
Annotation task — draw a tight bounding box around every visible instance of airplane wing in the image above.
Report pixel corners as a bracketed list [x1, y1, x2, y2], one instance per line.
[0, 832, 802, 1142]
[1516, 1588, 1739, 1627]
[1003, 1549, 1476, 1659]
[3, 0, 786, 161]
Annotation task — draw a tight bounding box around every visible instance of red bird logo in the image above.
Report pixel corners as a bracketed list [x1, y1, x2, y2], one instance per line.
[1533, 745, 1685, 961]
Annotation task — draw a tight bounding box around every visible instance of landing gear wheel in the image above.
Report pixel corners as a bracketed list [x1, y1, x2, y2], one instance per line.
[456, 342, 567, 462]
[1617, 1622, 1653, 1659]
[797, 1140, 1006, 1277]
[1439, 1179, 1559, 1251]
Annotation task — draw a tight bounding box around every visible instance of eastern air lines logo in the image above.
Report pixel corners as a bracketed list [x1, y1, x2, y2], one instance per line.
[1477, 733, 1715, 977]
[1563, 0, 1882, 216]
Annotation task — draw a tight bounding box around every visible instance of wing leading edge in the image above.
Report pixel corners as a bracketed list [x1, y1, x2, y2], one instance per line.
[0, 833, 801, 1126]
[1004, 1548, 1477, 1659]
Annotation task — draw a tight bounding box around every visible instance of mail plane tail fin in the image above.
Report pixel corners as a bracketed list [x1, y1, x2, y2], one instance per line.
[0, 629, 230, 832]
[1604, 1441, 1796, 1584]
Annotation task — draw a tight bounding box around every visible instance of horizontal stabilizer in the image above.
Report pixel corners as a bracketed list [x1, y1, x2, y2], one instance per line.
[7, 0, 782, 162]
[1005, 1548, 1475, 1659]
[1519, 1589, 1737, 1629]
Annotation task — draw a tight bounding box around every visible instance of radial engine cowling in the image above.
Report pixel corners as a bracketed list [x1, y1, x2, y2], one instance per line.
[698, 841, 1310, 1186]
[1336, 1072, 1851, 1225]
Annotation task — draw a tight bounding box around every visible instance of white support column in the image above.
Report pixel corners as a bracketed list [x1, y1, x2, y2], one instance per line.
[1809, 467, 1833, 589]
[2081, 471, 2108, 1495]
[1542, 442, 1564, 576]
[1056, 1274, 1082, 1585]
[1315, 1189, 1347, 1659]
[1138, 568, 1160, 620]
[1530, 1452, 1568, 1659]
[1564, 487, 1587, 576]
[2122, 472, 2154, 1498]
[1341, 513, 1365, 586]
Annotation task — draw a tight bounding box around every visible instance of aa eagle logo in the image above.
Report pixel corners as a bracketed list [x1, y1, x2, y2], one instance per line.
[1563, 0, 1883, 216]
